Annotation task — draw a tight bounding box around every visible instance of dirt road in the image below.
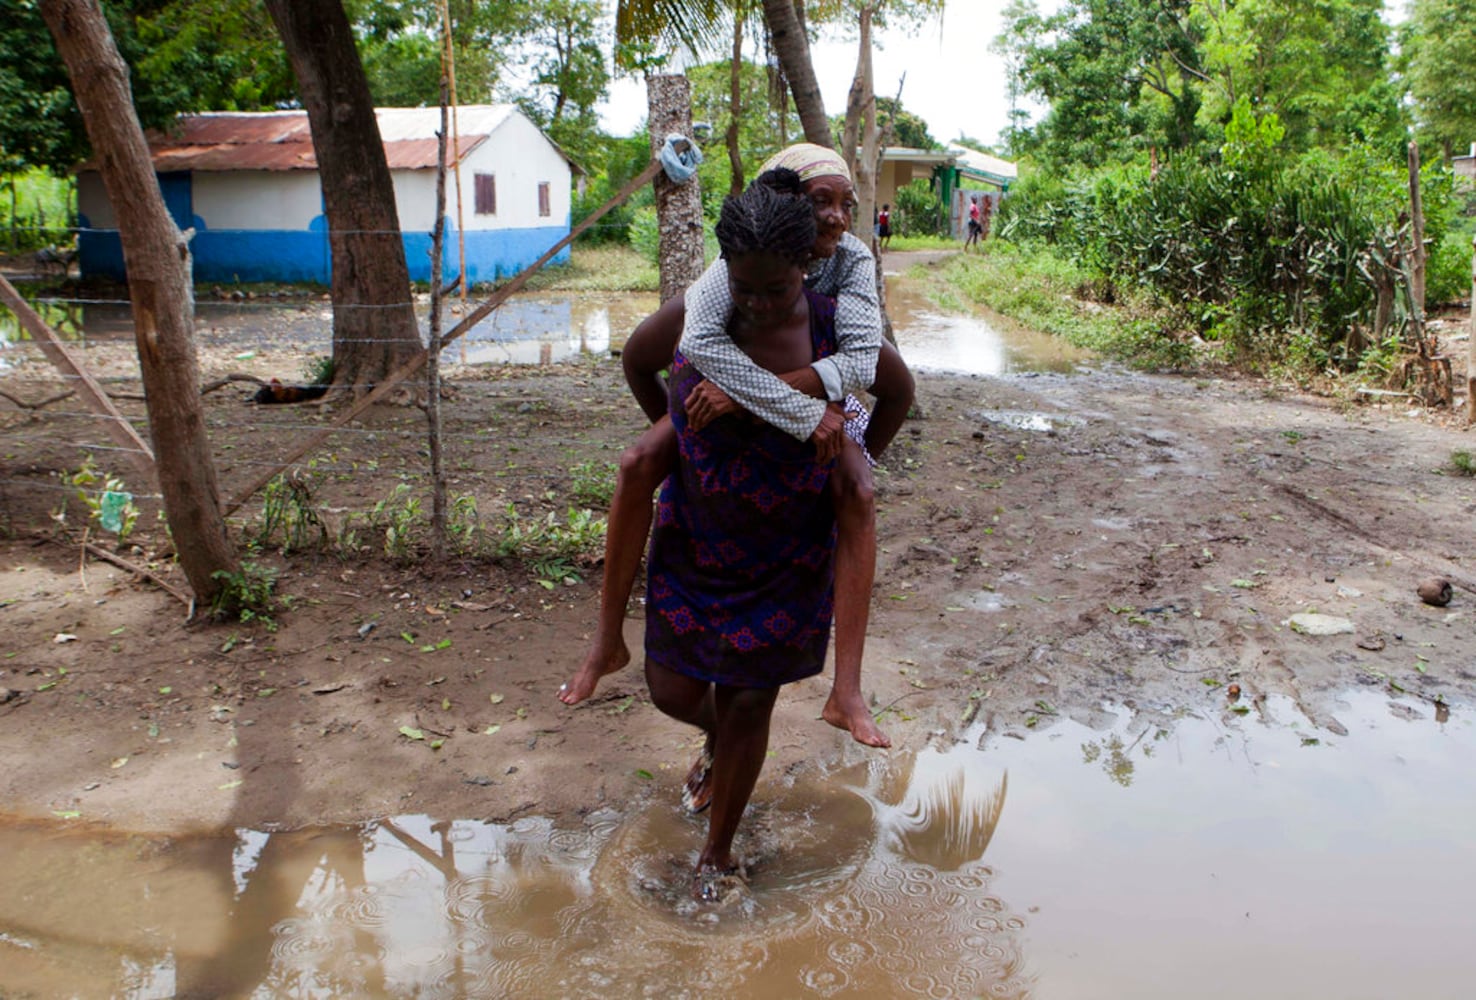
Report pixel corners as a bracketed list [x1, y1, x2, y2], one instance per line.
[1, 317, 1474, 835]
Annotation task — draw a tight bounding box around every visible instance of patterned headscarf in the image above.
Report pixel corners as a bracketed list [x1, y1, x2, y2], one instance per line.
[757, 143, 851, 185]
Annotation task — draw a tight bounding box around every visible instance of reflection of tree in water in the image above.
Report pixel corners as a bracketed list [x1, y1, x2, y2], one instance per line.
[1080, 726, 1167, 787]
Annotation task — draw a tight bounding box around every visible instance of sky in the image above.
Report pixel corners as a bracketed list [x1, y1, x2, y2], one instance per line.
[596, 3, 1022, 150]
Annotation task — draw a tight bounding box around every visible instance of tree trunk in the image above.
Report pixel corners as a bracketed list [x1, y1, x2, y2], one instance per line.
[40, 0, 240, 607]
[727, 9, 746, 197]
[647, 75, 705, 304]
[264, 0, 420, 397]
[762, 0, 831, 147]
[849, 6, 881, 246]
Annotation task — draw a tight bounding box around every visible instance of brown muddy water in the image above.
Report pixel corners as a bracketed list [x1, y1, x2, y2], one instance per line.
[2, 688, 1471, 999]
[2, 282, 1083, 378]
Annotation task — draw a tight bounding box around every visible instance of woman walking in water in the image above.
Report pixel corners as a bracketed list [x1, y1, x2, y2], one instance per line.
[560, 144, 913, 752]
[641, 170, 853, 898]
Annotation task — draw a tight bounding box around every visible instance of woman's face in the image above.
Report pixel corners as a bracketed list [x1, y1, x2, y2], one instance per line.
[804, 175, 856, 258]
[727, 251, 806, 328]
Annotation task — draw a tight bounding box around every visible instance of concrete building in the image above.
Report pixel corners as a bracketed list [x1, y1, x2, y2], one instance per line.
[77, 105, 576, 286]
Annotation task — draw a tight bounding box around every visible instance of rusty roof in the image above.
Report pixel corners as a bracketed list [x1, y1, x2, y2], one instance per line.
[110, 106, 523, 173]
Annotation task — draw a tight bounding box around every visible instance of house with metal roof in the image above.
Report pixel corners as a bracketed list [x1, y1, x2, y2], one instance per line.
[76, 105, 576, 285]
[877, 146, 1016, 240]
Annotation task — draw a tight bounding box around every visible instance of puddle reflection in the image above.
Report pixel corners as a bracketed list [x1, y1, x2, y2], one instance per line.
[0, 757, 1027, 999]
[3, 689, 1470, 998]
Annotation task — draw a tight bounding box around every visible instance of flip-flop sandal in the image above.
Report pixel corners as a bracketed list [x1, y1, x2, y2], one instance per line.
[681, 746, 714, 814]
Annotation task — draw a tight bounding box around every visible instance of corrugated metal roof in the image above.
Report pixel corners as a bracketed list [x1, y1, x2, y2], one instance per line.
[118, 105, 527, 173]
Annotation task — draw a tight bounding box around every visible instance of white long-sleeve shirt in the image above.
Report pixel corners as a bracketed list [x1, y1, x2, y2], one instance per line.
[677, 231, 882, 441]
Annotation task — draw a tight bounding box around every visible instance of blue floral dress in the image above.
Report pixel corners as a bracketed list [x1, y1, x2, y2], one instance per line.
[644, 290, 839, 688]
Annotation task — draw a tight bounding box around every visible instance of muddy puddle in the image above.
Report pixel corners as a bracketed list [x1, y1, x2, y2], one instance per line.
[5, 280, 1083, 378]
[0, 292, 660, 370]
[2, 688, 1469, 998]
[884, 283, 1092, 376]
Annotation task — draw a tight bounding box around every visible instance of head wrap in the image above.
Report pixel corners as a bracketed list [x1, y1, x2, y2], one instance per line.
[758, 143, 851, 185]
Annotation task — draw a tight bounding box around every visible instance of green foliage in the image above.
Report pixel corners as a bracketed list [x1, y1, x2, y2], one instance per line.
[572, 134, 653, 246]
[1399, 1, 1476, 157]
[210, 557, 279, 629]
[570, 460, 618, 507]
[1, 169, 72, 252]
[894, 178, 946, 237]
[1449, 450, 1476, 477]
[494, 504, 606, 585]
[629, 206, 661, 265]
[1427, 230, 1475, 307]
[301, 355, 335, 386]
[995, 140, 1459, 374]
[254, 474, 328, 555]
[366, 483, 422, 562]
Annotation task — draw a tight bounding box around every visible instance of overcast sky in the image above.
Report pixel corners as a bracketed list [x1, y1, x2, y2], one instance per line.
[597, 3, 1023, 150]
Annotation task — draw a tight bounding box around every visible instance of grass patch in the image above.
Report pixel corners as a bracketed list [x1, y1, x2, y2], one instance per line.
[932, 241, 1193, 370]
[887, 234, 961, 252]
[516, 245, 658, 293]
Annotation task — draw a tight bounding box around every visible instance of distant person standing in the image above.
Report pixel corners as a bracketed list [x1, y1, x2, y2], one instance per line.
[965, 195, 982, 251]
[979, 194, 993, 241]
[878, 203, 892, 250]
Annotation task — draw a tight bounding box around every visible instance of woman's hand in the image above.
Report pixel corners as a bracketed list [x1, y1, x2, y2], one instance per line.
[684, 379, 739, 431]
[809, 402, 847, 462]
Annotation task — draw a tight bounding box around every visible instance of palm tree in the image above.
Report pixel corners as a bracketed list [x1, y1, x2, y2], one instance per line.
[615, 0, 834, 148]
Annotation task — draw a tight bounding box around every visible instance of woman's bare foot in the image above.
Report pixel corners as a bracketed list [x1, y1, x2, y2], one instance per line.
[822, 689, 891, 748]
[558, 641, 631, 705]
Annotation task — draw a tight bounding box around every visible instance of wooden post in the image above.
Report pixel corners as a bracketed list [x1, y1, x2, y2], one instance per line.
[647, 75, 705, 304]
[1468, 233, 1476, 425]
[1408, 142, 1427, 320]
[427, 80, 450, 554]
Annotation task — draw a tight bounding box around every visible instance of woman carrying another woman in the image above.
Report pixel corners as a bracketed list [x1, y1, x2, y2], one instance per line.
[560, 144, 913, 753]
[641, 168, 860, 897]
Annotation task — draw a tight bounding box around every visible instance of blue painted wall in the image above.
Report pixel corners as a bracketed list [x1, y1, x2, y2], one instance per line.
[79, 172, 572, 286]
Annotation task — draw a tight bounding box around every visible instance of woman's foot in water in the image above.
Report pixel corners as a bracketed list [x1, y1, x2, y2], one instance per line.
[822, 688, 891, 748]
[558, 640, 631, 705]
[691, 860, 746, 903]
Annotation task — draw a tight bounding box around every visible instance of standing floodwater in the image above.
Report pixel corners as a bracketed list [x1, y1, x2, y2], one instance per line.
[3, 688, 1472, 997]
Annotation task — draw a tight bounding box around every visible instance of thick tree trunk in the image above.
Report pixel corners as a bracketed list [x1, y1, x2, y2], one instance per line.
[647, 75, 705, 304]
[849, 6, 881, 246]
[264, 0, 420, 397]
[727, 10, 745, 197]
[40, 0, 240, 606]
[762, 0, 831, 147]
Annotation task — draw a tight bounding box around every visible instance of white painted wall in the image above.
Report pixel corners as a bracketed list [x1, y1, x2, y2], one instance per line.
[194, 172, 324, 230]
[453, 115, 571, 231]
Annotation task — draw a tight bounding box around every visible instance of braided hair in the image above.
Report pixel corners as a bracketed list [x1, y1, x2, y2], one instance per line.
[715, 167, 815, 267]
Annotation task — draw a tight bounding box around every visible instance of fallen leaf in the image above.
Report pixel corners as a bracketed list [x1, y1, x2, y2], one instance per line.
[218, 780, 243, 790]
[489, 693, 505, 705]
[54, 633, 78, 644]
[110, 757, 128, 768]
[635, 769, 654, 779]
[483, 724, 502, 735]
[52, 810, 81, 819]
[313, 682, 349, 695]
[399, 725, 426, 740]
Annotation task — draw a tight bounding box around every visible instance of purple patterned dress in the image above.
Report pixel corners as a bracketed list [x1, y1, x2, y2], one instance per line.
[644, 290, 839, 688]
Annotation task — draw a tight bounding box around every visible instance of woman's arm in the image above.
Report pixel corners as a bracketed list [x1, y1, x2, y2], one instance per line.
[621, 294, 687, 424]
[807, 233, 882, 400]
[679, 257, 828, 441]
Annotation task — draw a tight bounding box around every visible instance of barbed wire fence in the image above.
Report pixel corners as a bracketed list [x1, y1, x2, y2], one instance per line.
[0, 160, 671, 585]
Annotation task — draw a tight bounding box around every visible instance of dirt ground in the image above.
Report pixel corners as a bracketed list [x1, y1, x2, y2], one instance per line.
[2, 276, 1475, 837]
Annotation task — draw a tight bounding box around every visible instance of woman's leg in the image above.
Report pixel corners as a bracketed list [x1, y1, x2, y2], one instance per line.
[823, 438, 889, 748]
[822, 342, 912, 747]
[646, 659, 719, 813]
[698, 683, 781, 880]
[560, 417, 678, 704]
